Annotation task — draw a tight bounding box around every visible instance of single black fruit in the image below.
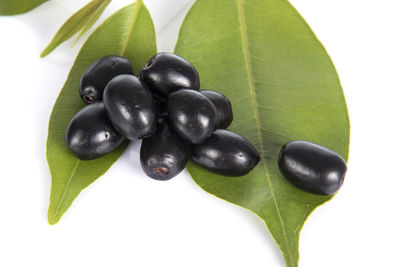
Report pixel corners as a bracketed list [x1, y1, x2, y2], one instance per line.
[80, 55, 133, 104]
[200, 90, 233, 129]
[167, 89, 218, 144]
[65, 102, 125, 160]
[192, 129, 260, 176]
[278, 140, 347, 195]
[140, 52, 200, 98]
[103, 74, 157, 140]
[140, 119, 190, 181]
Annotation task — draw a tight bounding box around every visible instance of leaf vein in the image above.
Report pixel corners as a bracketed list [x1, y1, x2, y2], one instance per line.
[236, 0, 294, 265]
[52, 160, 80, 220]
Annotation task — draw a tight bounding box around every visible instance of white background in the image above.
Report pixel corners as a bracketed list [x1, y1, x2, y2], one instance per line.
[0, 0, 399, 266]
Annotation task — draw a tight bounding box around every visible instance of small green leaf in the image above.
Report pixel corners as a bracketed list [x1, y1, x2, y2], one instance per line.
[47, 0, 157, 225]
[73, 0, 111, 44]
[0, 0, 47, 15]
[175, 0, 350, 266]
[40, 0, 111, 58]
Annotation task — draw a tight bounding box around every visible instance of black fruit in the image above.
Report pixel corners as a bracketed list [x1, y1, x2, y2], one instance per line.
[80, 55, 133, 104]
[140, 119, 190, 181]
[200, 90, 233, 129]
[167, 89, 218, 144]
[140, 52, 200, 98]
[192, 129, 260, 176]
[103, 74, 157, 140]
[278, 140, 347, 195]
[65, 102, 125, 160]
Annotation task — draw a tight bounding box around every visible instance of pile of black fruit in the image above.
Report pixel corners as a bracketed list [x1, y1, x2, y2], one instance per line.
[65, 52, 347, 196]
[65, 53, 261, 180]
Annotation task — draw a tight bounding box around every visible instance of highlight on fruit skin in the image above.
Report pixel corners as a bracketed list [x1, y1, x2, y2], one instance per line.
[66, 52, 262, 179]
[79, 55, 133, 104]
[191, 129, 260, 176]
[140, 52, 200, 98]
[167, 89, 218, 144]
[200, 89, 233, 129]
[103, 74, 157, 141]
[140, 118, 190, 181]
[65, 102, 125, 160]
[278, 140, 347, 195]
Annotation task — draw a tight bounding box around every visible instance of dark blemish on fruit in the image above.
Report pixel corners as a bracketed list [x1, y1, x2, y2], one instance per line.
[83, 95, 94, 103]
[154, 166, 169, 175]
[145, 57, 155, 68]
[140, 120, 190, 181]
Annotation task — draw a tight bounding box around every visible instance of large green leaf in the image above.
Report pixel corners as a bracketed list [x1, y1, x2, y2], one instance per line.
[47, 0, 157, 225]
[0, 0, 47, 15]
[40, 0, 111, 58]
[175, 0, 350, 266]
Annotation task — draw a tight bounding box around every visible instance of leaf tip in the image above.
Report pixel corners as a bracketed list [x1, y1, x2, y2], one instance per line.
[47, 211, 60, 225]
[40, 47, 51, 58]
[136, 0, 144, 7]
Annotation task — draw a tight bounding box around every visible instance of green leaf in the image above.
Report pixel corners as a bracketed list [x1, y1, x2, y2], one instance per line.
[175, 0, 350, 266]
[47, 0, 157, 225]
[73, 0, 111, 44]
[40, 0, 111, 58]
[0, 0, 47, 15]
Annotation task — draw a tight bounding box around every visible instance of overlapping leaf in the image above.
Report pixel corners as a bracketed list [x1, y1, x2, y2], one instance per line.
[41, 0, 111, 57]
[0, 0, 47, 15]
[175, 0, 350, 266]
[46, 0, 156, 225]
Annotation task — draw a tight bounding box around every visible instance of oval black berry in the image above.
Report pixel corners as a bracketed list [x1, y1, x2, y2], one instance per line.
[65, 102, 125, 160]
[278, 140, 347, 195]
[167, 89, 218, 144]
[200, 90, 233, 129]
[140, 52, 200, 98]
[192, 129, 260, 176]
[103, 74, 157, 140]
[140, 119, 190, 181]
[79, 55, 133, 104]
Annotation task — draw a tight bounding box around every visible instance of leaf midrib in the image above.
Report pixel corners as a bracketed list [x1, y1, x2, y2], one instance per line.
[52, 159, 80, 220]
[51, 1, 143, 222]
[120, 0, 142, 56]
[235, 0, 294, 265]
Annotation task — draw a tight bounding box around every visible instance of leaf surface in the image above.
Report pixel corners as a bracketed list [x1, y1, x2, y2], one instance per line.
[40, 0, 111, 57]
[175, 0, 350, 266]
[73, 0, 111, 44]
[47, 0, 156, 225]
[0, 0, 47, 15]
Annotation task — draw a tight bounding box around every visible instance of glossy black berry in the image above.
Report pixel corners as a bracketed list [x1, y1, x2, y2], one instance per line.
[200, 90, 233, 129]
[79, 55, 133, 104]
[192, 129, 260, 176]
[140, 52, 200, 98]
[278, 140, 347, 195]
[140, 119, 190, 181]
[65, 102, 125, 160]
[167, 89, 218, 144]
[103, 74, 157, 141]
